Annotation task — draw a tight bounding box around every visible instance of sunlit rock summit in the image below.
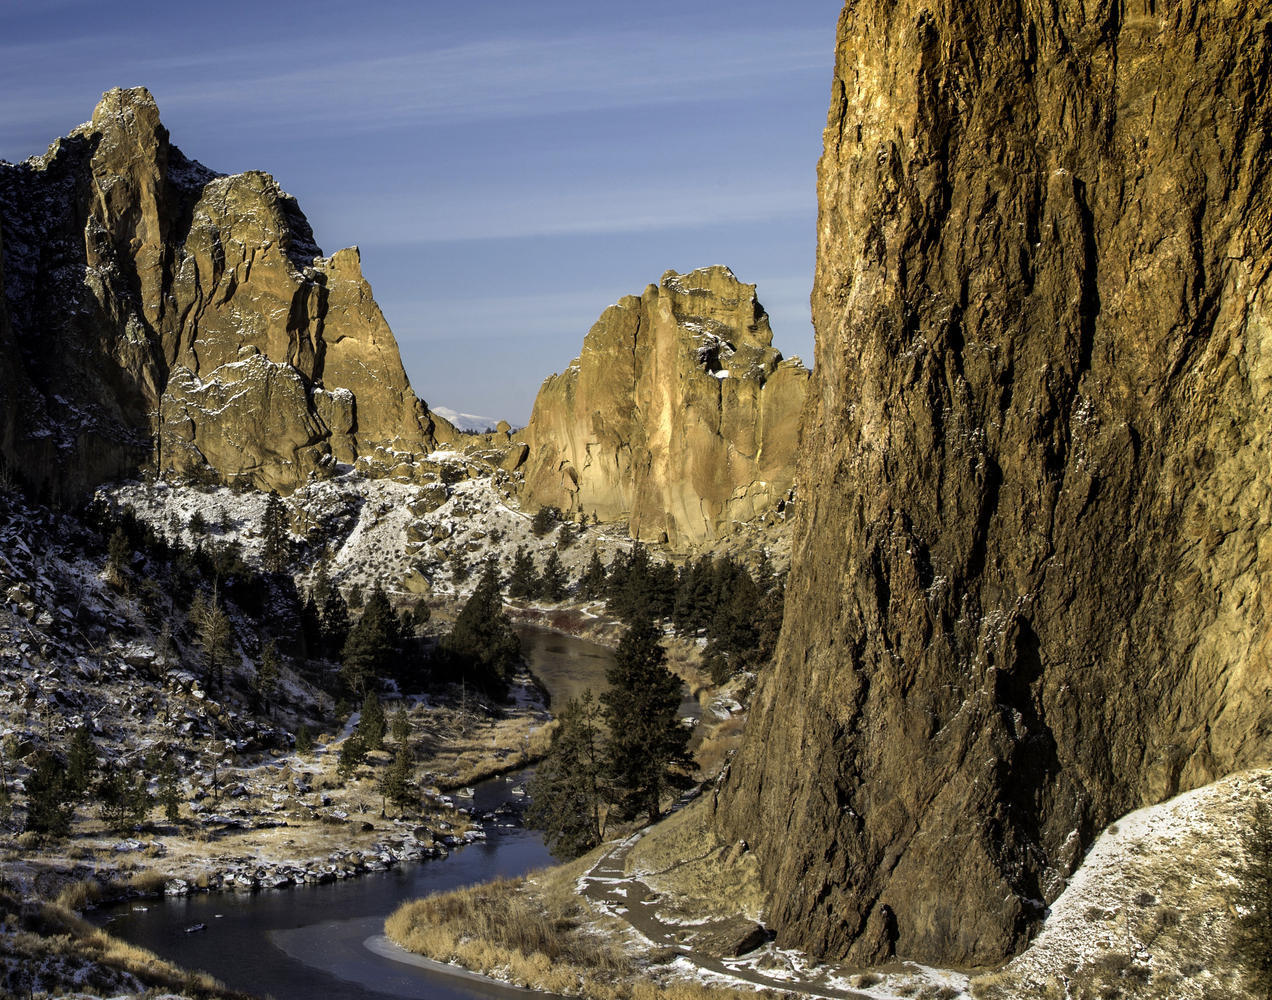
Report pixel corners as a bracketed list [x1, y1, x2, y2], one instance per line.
[0, 87, 441, 501]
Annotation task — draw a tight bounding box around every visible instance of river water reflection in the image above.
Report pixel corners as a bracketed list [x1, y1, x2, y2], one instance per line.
[96, 627, 670, 1000]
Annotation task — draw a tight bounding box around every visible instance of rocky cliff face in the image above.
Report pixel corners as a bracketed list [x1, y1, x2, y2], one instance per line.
[717, 1, 1272, 969]
[519, 266, 808, 547]
[0, 87, 438, 500]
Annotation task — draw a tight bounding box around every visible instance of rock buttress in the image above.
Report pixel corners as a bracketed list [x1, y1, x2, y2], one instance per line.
[519, 266, 809, 547]
[715, 1, 1272, 968]
[0, 87, 435, 500]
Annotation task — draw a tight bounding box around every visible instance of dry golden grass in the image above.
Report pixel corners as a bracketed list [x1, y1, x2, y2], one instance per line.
[54, 879, 101, 911]
[386, 865, 768, 1000]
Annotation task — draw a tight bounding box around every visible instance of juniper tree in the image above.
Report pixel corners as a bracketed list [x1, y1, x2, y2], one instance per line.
[107, 527, 130, 574]
[601, 615, 694, 823]
[261, 490, 289, 573]
[557, 521, 576, 550]
[449, 550, 469, 583]
[531, 506, 558, 538]
[312, 560, 333, 607]
[66, 725, 97, 800]
[391, 706, 411, 744]
[295, 724, 314, 756]
[189, 510, 207, 536]
[97, 764, 153, 832]
[358, 692, 386, 752]
[540, 549, 568, 602]
[24, 751, 74, 837]
[300, 594, 323, 659]
[526, 690, 605, 859]
[347, 583, 364, 610]
[410, 598, 430, 630]
[380, 744, 416, 815]
[337, 730, 368, 778]
[508, 546, 538, 599]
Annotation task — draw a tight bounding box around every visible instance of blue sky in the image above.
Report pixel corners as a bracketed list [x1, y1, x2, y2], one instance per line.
[0, 0, 839, 424]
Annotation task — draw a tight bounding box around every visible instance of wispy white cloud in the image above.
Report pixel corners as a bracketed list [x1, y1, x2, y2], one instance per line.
[0, 26, 827, 143]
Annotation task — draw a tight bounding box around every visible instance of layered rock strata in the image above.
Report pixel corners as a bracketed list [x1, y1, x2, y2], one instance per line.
[519, 266, 808, 547]
[717, 0, 1272, 969]
[0, 87, 438, 500]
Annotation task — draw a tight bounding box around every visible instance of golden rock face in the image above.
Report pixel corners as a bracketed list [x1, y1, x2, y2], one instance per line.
[0, 86, 437, 498]
[715, 0, 1272, 970]
[519, 266, 809, 547]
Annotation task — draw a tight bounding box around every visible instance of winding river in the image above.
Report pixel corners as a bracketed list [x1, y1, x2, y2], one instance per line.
[97, 627, 682, 1000]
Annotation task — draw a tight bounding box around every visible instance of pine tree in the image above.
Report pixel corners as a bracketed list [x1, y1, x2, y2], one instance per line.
[358, 692, 386, 752]
[540, 549, 568, 602]
[557, 521, 576, 550]
[449, 550, 469, 583]
[322, 590, 352, 658]
[579, 550, 607, 600]
[440, 559, 521, 697]
[1234, 799, 1272, 998]
[296, 724, 314, 756]
[347, 583, 364, 609]
[254, 639, 281, 714]
[189, 583, 233, 691]
[189, 509, 207, 536]
[300, 594, 323, 659]
[261, 490, 289, 573]
[342, 586, 398, 696]
[24, 751, 73, 837]
[411, 598, 431, 630]
[157, 756, 182, 823]
[66, 725, 97, 799]
[337, 731, 368, 777]
[526, 690, 605, 859]
[380, 744, 416, 815]
[508, 546, 539, 599]
[601, 616, 694, 823]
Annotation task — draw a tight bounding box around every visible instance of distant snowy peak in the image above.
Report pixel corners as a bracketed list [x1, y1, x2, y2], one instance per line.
[432, 407, 507, 433]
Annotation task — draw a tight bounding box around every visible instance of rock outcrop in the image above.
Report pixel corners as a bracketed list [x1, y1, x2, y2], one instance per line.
[519, 266, 808, 547]
[717, 0, 1272, 969]
[0, 87, 439, 500]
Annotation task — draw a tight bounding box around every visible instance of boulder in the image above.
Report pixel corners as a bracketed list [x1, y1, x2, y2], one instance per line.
[692, 917, 768, 959]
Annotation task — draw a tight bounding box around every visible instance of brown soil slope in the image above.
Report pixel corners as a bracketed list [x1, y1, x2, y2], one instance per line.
[717, 1, 1272, 969]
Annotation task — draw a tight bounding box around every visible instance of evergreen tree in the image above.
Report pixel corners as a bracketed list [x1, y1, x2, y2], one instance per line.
[347, 583, 364, 609]
[1234, 799, 1272, 998]
[321, 590, 352, 659]
[261, 490, 289, 573]
[189, 584, 233, 691]
[508, 546, 539, 599]
[157, 756, 182, 824]
[391, 706, 411, 744]
[601, 616, 694, 823]
[449, 550, 469, 583]
[526, 690, 605, 859]
[337, 730, 368, 777]
[254, 639, 281, 714]
[66, 726, 97, 800]
[411, 598, 431, 630]
[531, 506, 558, 538]
[440, 559, 521, 697]
[358, 692, 386, 751]
[557, 521, 576, 550]
[24, 751, 73, 837]
[189, 509, 207, 536]
[107, 527, 131, 573]
[578, 550, 607, 600]
[312, 560, 333, 607]
[300, 594, 323, 659]
[97, 764, 153, 832]
[341, 585, 398, 696]
[296, 724, 314, 756]
[540, 549, 568, 602]
[380, 744, 416, 815]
